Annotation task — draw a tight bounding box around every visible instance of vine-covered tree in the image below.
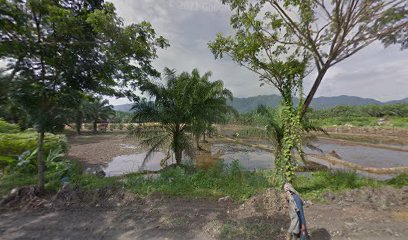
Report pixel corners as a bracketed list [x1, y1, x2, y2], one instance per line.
[0, 0, 169, 192]
[210, 0, 407, 116]
[209, 0, 407, 183]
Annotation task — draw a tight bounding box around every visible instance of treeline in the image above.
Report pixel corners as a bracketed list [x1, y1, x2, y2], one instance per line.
[227, 103, 408, 127]
[307, 104, 408, 118]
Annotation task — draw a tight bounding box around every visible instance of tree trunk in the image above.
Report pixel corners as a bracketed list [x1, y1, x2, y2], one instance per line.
[93, 121, 97, 133]
[196, 135, 200, 150]
[174, 125, 182, 165]
[75, 114, 82, 135]
[301, 67, 329, 118]
[175, 147, 182, 165]
[37, 130, 45, 194]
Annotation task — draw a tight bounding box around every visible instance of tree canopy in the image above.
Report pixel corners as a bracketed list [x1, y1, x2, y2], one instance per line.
[0, 0, 169, 192]
[209, 0, 408, 116]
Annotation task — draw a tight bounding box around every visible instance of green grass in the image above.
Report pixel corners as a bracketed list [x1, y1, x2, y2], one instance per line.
[124, 161, 273, 201]
[2, 159, 407, 202]
[293, 171, 386, 201]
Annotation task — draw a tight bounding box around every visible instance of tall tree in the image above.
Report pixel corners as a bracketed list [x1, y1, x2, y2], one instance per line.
[210, 0, 408, 117]
[209, 0, 407, 183]
[0, 0, 168, 192]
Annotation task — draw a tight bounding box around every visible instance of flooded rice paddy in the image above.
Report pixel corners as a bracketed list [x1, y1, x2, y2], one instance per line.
[103, 138, 408, 179]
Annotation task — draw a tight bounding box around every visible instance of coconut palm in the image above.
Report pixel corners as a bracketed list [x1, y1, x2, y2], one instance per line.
[131, 68, 233, 168]
[84, 97, 115, 133]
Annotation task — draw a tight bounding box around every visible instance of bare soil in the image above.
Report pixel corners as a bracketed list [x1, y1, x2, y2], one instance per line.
[1, 186, 407, 240]
[67, 133, 142, 167]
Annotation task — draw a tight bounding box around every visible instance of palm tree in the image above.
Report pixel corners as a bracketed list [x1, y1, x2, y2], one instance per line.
[84, 97, 115, 133]
[189, 69, 235, 149]
[131, 68, 233, 168]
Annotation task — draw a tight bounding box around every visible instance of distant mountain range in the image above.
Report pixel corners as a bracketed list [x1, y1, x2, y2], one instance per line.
[114, 95, 408, 113]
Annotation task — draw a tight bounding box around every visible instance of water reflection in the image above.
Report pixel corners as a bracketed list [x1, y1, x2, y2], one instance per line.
[103, 140, 407, 179]
[104, 152, 175, 177]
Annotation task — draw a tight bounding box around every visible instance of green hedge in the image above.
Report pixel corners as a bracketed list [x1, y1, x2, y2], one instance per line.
[0, 132, 68, 156]
[0, 119, 20, 133]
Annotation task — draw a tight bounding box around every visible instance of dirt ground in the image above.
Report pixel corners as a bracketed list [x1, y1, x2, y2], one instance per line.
[0, 186, 407, 240]
[1, 132, 407, 240]
[67, 133, 143, 167]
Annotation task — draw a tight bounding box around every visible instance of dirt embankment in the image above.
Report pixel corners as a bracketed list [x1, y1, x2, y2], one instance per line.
[1, 186, 407, 240]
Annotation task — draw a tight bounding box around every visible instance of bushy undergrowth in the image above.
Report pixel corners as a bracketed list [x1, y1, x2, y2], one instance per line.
[0, 119, 20, 133]
[293, 171, 386, 200]
[71, 162, 408, 202]
[0, 158, 82, 196]
[125, 160, 273, 201]
[0, 131, 68, 156]
[2, 157, 407, 201]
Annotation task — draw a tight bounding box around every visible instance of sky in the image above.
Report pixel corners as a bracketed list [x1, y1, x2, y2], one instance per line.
[3, 0, 406, 105]
[106, 0, 408, 105]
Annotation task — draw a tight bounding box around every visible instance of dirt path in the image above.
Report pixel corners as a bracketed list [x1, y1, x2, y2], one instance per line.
[1, 186, 407, 240]
[1, 195, 407, 240]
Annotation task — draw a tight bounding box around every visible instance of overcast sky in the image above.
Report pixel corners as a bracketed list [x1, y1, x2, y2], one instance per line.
[7, 0, 405, 105]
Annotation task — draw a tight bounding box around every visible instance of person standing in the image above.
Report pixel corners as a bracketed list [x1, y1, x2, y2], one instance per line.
[284, 183, 309, 240]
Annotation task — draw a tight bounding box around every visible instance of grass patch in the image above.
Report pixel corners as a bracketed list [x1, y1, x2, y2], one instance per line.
[386, 173, 408, 187]
[124, 161, 273, 201]
[293, 171, 386, 201]
[2, 158, 407, 202]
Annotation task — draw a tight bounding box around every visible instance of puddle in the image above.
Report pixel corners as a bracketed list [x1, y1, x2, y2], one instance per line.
[103, 152, 175, 177]
[211, 143, 274, 170]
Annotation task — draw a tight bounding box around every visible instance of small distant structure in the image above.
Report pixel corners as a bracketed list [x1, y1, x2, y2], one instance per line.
[99, 119, 109, 132]
[377, 118, 385, 126]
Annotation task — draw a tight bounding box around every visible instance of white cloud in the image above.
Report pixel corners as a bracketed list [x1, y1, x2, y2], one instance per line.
[107, 0, 408, 105]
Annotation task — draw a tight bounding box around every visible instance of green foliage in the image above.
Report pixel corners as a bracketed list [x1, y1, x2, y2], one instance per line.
[386, 173, 408, 188]
[0, 132, 67, 156]
[125, 161, 272, 201]
[294, 171, 385, 201]
[84, 97, 115, 132]
[0, 0, 168, 190]
[131, 68, 234, 165]
[112, 111, 134, 123]
[0, 119, 20, 133]
[307, 104, 408, 119]
[0, 155, 82, 197]
[73, 174, 120, 191]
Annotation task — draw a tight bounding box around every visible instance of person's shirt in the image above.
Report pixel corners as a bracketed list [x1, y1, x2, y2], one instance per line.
[293, 193, 306, 226]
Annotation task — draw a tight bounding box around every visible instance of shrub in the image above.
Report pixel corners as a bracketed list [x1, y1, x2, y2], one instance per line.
[0, 131, 68, 156]
[0, 119, 20, 133]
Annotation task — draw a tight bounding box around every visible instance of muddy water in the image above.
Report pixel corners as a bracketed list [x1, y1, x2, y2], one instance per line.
[305, 139, 408, 168]
[103, 152, 175, 177]
[103, 139, 407, 179]
[211, 143, 274, 170]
